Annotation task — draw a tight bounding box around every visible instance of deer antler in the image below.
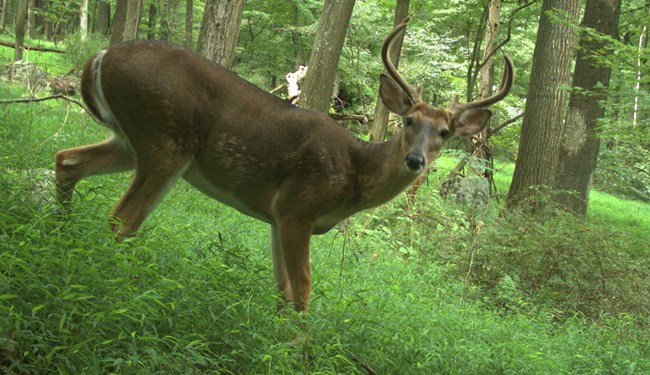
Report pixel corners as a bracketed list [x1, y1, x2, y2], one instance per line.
[451, 54, 515, 114]
[381, 16, 421, 105]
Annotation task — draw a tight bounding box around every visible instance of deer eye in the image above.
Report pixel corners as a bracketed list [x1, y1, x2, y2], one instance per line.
[405, 117, 414, 127]
[440, 129, 449, 138]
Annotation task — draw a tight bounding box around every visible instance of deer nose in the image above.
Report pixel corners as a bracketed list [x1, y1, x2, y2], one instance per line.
[404, 153, 425, 173]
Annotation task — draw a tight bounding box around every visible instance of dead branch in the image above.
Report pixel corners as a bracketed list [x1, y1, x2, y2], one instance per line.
[0, 94, 87, 112]
[352, 358, 377, 375]
[481, 0, 538, 66]
[329, 113, 368, 124]
[487, 112, 524, 137]
[269, 84, 285, 94]
[0, 39, 66, 53]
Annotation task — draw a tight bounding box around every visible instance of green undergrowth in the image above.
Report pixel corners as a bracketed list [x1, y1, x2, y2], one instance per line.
[1, 84, 649, 373]
[1, 184, 648, 373]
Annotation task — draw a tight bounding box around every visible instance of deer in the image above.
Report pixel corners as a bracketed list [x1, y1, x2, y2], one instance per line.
[54, 17, 514, 312]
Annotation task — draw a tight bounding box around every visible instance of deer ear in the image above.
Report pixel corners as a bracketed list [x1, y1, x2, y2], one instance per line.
[451, 108, 492, 137]
[379, 73, 413, 116]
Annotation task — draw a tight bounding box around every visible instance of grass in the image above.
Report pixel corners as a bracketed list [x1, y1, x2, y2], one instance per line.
[589, 190, 650, 254]
[1, 61, 649, 373]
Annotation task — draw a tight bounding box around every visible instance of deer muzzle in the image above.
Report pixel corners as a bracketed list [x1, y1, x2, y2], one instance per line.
[404, 152, 426, 174]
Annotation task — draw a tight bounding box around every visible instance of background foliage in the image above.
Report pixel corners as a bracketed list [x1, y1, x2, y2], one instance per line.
[1, 0, 649, 373]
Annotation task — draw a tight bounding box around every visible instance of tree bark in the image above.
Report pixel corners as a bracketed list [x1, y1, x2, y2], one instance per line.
[197, 0, 246, 69]
[369, 0, 409, 142]
[159, 0, 180, 41]
[185, 0, 193, 49]
[506, 0, 581, 207]
[475, 0, 501, 144]
[80, 0, 88, 39]
[632, 5, 649, 128]
[110, 0, 142, 44]
[97, 0, 110, 36]
[0, 0, 9, 31]
[27, 0, 35, 39]
[146, 3, 157, 40]
[14, 0, 29, 62]
[554, 0, 622, 216]
[299, 0, 356, 113]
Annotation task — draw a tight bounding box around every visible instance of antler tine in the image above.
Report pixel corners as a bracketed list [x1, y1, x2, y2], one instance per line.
[382, 16, 420, 104]
[452, 54, 515, 114]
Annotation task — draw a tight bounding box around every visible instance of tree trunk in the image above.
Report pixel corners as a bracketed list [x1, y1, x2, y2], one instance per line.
[110, 0, 142, 44]
[369, 0, 409, 142]
[147, 3, 157, 40]
[0, 0, 9, 31]
[80, 0, 88, 39]
[14, 0, 29, 61]
[97, 0, 110, 36]
[632, 5, 649, 128]
[299, 0, 356, 113]
[185, 0, 193, 49]
[506, 0, 581, 208]
[554, 0, 622, 216]
[196, 0, 246, 69]
[159, 0, 180, 41]
[27, 0, 35, 38]
[474, 0, 500, 149]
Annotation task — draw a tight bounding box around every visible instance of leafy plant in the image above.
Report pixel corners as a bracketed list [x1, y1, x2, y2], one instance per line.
[62, 33, 110, 74]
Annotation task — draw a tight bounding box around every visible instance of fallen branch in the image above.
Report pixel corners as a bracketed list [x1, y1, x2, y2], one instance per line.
[269, 84, 285, 94]
[0, 94, 87, 112]
[352, 357, 377, 375]
[0, 39, 66, 53]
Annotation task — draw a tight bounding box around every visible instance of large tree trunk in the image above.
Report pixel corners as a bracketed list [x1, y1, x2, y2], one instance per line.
[369, 0, 409, 142]
[196, 0, 246, 69]
[14, 0, 29, 62]
[298, 0, 356, 113]
[554, 0, 622, 216]
[506, 0, 581, 208]
[110, 0, 142, 44]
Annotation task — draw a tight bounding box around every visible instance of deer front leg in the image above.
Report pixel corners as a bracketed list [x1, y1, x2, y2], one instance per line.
[271, 223, 293, 310]
[109, 157, 191, 240]
[55, 137, 135, 211]
[276, 219, 313, 312]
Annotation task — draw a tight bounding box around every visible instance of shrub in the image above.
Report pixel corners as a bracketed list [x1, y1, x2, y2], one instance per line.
[62, 33, 109, 74]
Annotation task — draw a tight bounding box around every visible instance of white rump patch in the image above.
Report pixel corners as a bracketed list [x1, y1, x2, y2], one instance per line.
[91, 49, 120, 132]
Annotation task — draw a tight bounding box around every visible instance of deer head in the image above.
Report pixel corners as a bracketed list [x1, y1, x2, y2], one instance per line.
[379, 17, 514, 174]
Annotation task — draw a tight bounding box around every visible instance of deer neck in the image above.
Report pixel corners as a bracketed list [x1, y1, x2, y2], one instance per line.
[352, 134, 419, 209]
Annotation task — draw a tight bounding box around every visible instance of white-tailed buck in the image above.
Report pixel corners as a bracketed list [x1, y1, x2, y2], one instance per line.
[55, 17, 514, 312]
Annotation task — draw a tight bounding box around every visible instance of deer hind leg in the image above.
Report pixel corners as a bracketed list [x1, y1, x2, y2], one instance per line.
[109, 151, 191, 240]
[55, 136, 135, 211]
[276, 219, 313, 312]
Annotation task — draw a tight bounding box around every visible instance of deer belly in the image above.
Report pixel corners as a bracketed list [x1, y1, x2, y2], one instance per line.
[313, 213, 349, 234]
[182, 166, 271, 223]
